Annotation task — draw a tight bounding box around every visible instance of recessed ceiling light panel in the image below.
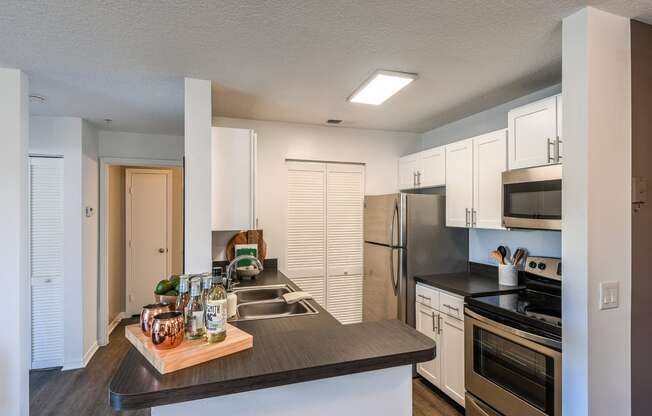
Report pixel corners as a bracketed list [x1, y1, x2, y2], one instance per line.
[348, 70, 418, 105]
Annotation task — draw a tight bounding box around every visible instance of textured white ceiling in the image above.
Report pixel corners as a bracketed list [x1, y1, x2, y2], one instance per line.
[1, 0, 651, 135]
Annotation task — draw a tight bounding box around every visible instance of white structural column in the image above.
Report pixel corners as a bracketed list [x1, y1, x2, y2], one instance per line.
[184, 78, 213, 273]
[562, 8, 631, 416]
[0, 68, 30, 415]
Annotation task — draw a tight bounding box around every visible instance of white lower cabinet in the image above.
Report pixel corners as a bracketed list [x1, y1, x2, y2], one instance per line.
[415, 284, 465, 407]
[416, 303, 441, 387]
[441, 314, 465, 406]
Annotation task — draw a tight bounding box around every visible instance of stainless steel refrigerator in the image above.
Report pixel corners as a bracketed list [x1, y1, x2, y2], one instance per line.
[363, 193, 468, 327]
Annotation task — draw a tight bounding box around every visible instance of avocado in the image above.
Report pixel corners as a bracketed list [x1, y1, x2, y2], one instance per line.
[164, 290, 178, 296]
[155, 279, 173, 295]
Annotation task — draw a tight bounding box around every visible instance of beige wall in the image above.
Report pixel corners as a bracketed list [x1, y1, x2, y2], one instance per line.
[107, 165, 183, 323]
[107, 166, 126, 323]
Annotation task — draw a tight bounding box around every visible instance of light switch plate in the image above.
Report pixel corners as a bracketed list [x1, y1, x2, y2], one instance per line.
[600, 281, 619, 310]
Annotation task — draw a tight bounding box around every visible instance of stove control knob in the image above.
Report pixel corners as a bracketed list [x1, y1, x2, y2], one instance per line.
[529, 261, 537, 269]
[538, 262, 547, 270]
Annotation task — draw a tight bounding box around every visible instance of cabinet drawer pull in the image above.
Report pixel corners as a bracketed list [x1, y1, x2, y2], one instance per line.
[444, 303, 459, 312]
[417, 294, 431, 302]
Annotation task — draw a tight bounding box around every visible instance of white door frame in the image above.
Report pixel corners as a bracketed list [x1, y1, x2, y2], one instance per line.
[98, 157, 182, 346]
[125, 168, 173, 317]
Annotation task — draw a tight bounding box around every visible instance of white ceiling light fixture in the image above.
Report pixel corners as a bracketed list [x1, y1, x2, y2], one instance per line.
[348, 70, 418, 105]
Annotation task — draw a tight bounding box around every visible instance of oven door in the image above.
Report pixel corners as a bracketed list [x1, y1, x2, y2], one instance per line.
[465, 308, 561, 416]
[502, 165, 562, 231]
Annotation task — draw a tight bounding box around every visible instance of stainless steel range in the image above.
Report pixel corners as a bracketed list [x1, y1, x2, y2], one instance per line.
[464, 256, 562, 416]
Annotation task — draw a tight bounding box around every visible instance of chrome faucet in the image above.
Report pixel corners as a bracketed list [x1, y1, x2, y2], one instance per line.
[225, 255, 264, 290]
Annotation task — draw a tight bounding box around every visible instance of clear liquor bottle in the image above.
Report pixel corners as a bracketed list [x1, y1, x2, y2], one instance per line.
[200, 272, 213, 306]
[175, 275, 191, 315]
[204, 279, 227, 343]
[184, 277, 205, 340]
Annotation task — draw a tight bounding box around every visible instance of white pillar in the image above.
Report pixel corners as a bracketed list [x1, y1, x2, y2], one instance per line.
[562, 8, 631, 416]
[184, 78, 213, 273]
[0, 68, 30, 415]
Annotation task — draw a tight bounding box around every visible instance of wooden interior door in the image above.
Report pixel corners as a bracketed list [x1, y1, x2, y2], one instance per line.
[126, 169, 171, 315]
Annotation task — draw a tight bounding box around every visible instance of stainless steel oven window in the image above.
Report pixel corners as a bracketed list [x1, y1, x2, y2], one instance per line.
[473, 326, 555, 413]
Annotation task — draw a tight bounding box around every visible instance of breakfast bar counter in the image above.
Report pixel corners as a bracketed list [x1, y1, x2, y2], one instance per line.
[109, 268, 435, 413]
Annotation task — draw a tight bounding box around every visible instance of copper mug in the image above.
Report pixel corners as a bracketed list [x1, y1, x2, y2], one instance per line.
[151, 311, 185, 350]
[140, 303, 172, 336]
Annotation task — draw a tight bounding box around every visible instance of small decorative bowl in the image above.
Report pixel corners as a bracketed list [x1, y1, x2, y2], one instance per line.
[140, 303, 172, 336]
[151, 311, 185, 350]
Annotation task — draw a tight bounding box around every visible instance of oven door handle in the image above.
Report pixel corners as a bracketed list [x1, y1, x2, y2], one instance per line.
[466, 394, 501, 416]
[464, 308, 561, 350]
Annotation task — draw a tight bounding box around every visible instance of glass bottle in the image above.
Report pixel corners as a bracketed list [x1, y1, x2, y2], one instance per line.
[201, 272, 213, 305]
[205, 279, 228, 343]
[184, 277, 205, 340]
[175, 275, 191, 315]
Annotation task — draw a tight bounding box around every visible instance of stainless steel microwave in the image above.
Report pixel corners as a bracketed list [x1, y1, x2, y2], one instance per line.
[502, 165, 562, 231]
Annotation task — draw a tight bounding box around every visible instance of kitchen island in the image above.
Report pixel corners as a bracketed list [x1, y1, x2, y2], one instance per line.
[109, 268, 435, 415]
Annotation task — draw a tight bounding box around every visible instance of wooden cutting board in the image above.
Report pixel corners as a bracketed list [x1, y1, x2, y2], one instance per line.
[125, 323, 253, 374]
[226, 230, 267, 262]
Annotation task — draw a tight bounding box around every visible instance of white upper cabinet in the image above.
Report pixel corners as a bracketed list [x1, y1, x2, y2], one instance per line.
[398, 145, 446, 190]
[508, 95, 562, 169]
[473, 130, 507, 229]
[445, 138, 474, 228]
[446, 130, 506, 230]
[211, 127, 257, 231]
[398, 153, 420, 190]
[419, 146, 446, 188]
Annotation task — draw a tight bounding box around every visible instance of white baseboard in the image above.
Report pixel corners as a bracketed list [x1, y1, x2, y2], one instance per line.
[107, 311, 129, 337]
[82, 341, 99, 367]
[62, 359, 85, 371]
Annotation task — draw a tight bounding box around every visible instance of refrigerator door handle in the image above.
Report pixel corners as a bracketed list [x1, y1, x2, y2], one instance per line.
[389, 248, 398, 295]
[389, 200, 398, 247]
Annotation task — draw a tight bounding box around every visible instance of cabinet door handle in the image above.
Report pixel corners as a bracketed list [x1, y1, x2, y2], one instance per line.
[417, 171, 422, 186]
[437, 314, 442, 334]
[547, 138, 555, 163]
[432, 311, 437, 332]
[465, 208, 470, 227]
[555, 136, 563, 162]
[472, 209, 477, 227]
[413, 172, 417, 187]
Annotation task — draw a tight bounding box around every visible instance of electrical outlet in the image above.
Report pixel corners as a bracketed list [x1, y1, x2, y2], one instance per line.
[600, 281, 619, 310]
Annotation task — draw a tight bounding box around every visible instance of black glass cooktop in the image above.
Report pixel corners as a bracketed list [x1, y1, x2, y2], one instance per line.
[467, 289, 562, 339]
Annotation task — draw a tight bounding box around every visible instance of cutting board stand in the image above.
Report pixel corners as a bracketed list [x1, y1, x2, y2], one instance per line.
[125, 323, 253, 374]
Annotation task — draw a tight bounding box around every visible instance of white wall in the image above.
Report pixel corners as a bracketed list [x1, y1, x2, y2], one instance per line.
[29, 116, 88, 369]
[81, 120, 99, 360]
[420, 84, 562, 149]
[212, 117, 420, 268]
[99, 130, 183, 160]
[562, 8, 631, 416]
[184, 78, 213, 273]
[0, 68, 29, 416]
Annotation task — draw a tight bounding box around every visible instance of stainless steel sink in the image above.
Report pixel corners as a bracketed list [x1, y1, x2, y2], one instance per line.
[230, 284, 318, 321]
[233, 285, 291, 304]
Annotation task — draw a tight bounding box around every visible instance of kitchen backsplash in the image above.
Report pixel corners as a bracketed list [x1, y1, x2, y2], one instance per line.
[469, 228, 561, 265]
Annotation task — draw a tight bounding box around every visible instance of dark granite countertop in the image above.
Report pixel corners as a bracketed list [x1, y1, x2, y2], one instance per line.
[110, 268, 435, 410]
[415, 262, 525, 298]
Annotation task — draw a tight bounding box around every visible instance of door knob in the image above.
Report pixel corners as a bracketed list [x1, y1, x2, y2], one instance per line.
[158, 248, 165, 253]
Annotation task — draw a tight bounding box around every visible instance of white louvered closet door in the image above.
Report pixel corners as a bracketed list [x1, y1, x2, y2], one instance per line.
[326, 164, 364, 324]
[29, 157, 65, 369]
[286, 162, 327, 306]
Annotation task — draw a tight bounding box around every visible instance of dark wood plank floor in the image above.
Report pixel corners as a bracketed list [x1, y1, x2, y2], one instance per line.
[30, 319, 463, 416]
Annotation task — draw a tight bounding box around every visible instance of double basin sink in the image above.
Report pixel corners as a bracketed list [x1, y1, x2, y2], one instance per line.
[230, 284, 318, 321]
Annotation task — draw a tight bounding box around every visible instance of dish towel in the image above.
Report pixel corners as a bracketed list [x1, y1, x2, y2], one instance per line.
[283, 291, 313, 304]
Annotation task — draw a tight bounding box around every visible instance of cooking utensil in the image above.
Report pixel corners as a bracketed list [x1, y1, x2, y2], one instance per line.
[491, 250, 505, 265]
[497, 246, 508, 263]
[512, 248, 526, 266]
[140, 302, 172, 336]
[151, 311, 185, 350]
